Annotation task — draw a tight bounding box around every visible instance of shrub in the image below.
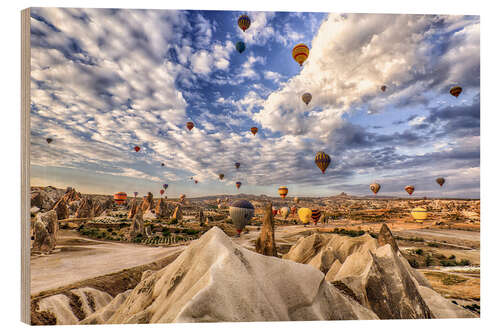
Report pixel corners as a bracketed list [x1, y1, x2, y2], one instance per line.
[425, 255, 433, 267]
[408, 258, 419, 268]
[448, 254, 456, 260]
[169, 218, 178, 225]
[415, 249, 424, 255]
[427, 242, 440, 247]
[111, 231, 117, 236]
[186, 229, 199, 235]
[107, 228, 113, 233]
[458, 259, 471, 266]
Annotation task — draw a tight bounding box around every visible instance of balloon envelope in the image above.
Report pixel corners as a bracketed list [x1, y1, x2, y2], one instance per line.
[236, 181, 242, 189]
[163, 184, 168, 190]
[411, 207, 428, 222]
[219, 173, 224, 180]
[236, 41, 246, 53]
[292, 43, 309, 66]
[436, 177, 445, 187]
[370, 183, 381, 194]
[113, 192, 127, 205]
[315, 151, 331, 174]
[311, 209, 321, 225]
[160, 189, 165, 195]
[302, 93, 312, 105]
[294, 197, 300, 204]
[186, 121, 194, 131]
[46, 138, 53, 144]
[280, 206, 290, 219]
[235, 162, 240, 169]
[450, 86, 462, 97]
[405, 185, 415, 195]
[278, 186, 288, 199]
[229, 200, 254, 233]
[298, 208, 312, 224]
[250, 127, 258, 135]
[134, 146, 140, 152]
[381, 85, 387, 92]
[238, 14, 251, 32]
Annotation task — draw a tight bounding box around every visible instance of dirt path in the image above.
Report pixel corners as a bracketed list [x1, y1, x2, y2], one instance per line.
[30, 230, 185, 295]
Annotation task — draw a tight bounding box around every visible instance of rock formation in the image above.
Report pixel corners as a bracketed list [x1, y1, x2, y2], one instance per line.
[92, 200, 104, 218]
[282, 224, 476, 319]
[197, 208, 204, 226]
[32, 210, 58, 254]
[255, 203, 277, 257]
[52, 197, 69, 220]
[377, 223, 399, 252]
[76, 197, 93, 218]
[96, 227, 378, 324]
[155, 198, 169, 219]
[172, 205, 183, 222]
[128, 198, 138, 219]
[128, 207, 144, 240]
[140, 192, 154, 212]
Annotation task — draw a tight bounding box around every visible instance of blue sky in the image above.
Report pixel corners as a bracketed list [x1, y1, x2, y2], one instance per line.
[29, 8, 480, 198]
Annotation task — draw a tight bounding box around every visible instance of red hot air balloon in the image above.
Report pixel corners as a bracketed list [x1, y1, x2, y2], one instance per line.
[236, 181, 242, 189]
[114, 192, 127, 205]
[160, 189, 165, 195]
[311, 209, 321, 225]
[250, 127, 258, 136]
[381, 85, 387, 92]
[186, 121, 194, 131]
[134, 146, 140, 152]
[194, 180, 198, 184]
[405, 185, 415, 195]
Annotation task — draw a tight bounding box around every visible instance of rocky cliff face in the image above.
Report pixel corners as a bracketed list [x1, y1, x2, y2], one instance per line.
[31, 210, 59, 254]
[282, 224, 475, 319]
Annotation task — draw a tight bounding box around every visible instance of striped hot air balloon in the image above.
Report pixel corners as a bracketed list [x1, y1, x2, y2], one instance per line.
[292, 43, 309, 66]
[278, 186, 288, 199]
[113, 192, 127, 205]
[311, 209, 321, 225]
[250, 127, 258, 135]
[229, 200, 254, 235]
[411, 207, 428, 223]
[405, 185, 415, 195]
[315, 151, 331, 174]
[450, 86, 462, 98]
[302, 92, 312, 105]
[186, 121, 194, 131]
[238, 14, 251, 32]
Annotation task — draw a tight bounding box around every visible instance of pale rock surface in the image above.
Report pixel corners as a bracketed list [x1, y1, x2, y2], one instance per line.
[32, 210, 58, 254]
[80, 290, 133, 325]
[103, 227, 378, 324]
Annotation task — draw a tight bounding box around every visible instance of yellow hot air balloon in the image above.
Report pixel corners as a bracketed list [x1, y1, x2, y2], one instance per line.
[411, 207, 428, 223]
[278, 186, 288, 199]
[292, 43, 309, 66]
[298, 207, 312, 224]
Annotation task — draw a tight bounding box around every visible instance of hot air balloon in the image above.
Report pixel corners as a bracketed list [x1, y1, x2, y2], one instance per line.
[298, 207, 312, 224]
[436, 177, 445, 187]
[280, 206, 290, 219]
[278, 186, 288, 199]
[161, 163, 165, 167]
[311, 209, 321, 225]
[411, 207, 428, 223]
[216, 198, 221, 204]
[250, 127, 258, 135]
[46, 138, 53, 144]
[160, 189, 165, 195]
[236, 41, 246, 53]
[179, 194, 186, 202]
[186, 121, 194, 131]
[292, 43, 309, 66]
[134, 146, 140, 152]
[272, 208, 278, 216]
[113, 192, 127, 205]
[235, 162, 240, 169]
[229, 199, 254, 235]
[381, 85, 387, 92]
[294, 197, 300, 204]
[450, 86, 462, 98]
[237, 14, 251, 32]
[163, 184, 168, 190]
[405, 185, 415, 195]
[315, 151, 331, 174]
[194, 180, 198, 184]
[370, 183, 381, 194]
[133, 192, 138, 197]
[302, 93, 312, 105]
[236, 181, 242, 189]
[218, 204, 223, 209]
[219, 173, 224, 180]
[291, 206, 297, 215]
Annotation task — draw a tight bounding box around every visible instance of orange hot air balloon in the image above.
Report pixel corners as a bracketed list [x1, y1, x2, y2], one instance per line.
[292, 43, 309, 66]
[236, 181, 242, 189]
[113, 192, 127, 205]
[186, 121, 194, 131]
[450, 86, 462, 98]
[250, 127, 258, 135]
[278, 186, 288, 199]
[302, 92, 312, 105]
[405, 185, 415, 195]
[134, 146, 140, 152]
[381, 85, 387, 92]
